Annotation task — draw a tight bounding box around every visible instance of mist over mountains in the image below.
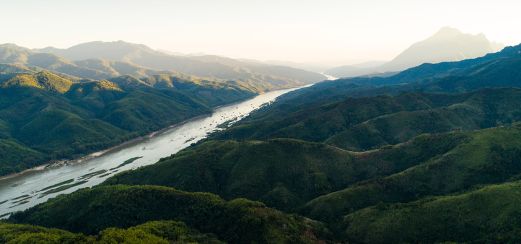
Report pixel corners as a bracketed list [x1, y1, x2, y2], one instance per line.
[327, 27, 504, 78]
[31, 41, 326, 89]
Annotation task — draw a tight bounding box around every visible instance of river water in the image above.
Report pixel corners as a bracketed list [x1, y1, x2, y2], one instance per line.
[0, 87, 300, 218]
[320, 73, 338, 81]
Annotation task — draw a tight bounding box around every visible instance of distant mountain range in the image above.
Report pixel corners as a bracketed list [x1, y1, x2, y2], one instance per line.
[326, 27, 504, 78]
[30, 41, 326, 90]
[323, 61, 386, 78]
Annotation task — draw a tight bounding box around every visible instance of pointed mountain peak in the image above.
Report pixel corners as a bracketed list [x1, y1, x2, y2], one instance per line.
[434, 26, 463, 36]
[379, 27, 501, 72]
[429, 27, 489, 42]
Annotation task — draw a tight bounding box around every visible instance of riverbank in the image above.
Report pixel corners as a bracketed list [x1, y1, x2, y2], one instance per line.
[0, 87, 300, 218]
[0, 89, 287, 181]
[0, 113, 212, 182]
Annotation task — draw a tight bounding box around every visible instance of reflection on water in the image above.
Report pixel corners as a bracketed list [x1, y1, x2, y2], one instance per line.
[320, 73, 338, 80]
[0, 87, 299, 218]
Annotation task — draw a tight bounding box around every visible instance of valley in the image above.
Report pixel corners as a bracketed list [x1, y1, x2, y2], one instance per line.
[2, 2, 521, 243]
[5, 41, 521, 242]
[0, 86, 298, 218]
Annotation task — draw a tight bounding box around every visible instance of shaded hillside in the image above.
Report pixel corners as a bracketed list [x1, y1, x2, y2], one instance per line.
[105, 124, 521, 242]
[215, 88, 521, 151]
[343, 180, 521, 243]
[303, 124, 521, 223]
[10, 185, 327, 243]
[105, 134, 465, 211]
[0, 221, 223, 243]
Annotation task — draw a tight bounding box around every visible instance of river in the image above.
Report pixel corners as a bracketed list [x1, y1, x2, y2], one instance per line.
[0, 87, 301, 218]
[321, 73, 338, 80]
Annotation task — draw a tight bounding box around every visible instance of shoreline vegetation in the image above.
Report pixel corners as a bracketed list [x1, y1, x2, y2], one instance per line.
[0, 85, 301, 181]
[0, 113, 211, 182]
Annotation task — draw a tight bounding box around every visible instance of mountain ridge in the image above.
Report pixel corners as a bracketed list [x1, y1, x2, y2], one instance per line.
[32, 41, 326, 88]
[326, 27, 504, 78]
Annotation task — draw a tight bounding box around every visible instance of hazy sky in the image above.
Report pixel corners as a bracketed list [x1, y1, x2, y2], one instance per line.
[2, 0, 521, 65]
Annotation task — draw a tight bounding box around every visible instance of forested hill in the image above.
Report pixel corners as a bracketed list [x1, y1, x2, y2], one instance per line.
[0, 69, 256, 176]
[72, 42, 521, 242]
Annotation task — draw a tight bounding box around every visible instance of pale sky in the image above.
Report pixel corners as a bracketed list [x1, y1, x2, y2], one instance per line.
[2, 0, 521, 65]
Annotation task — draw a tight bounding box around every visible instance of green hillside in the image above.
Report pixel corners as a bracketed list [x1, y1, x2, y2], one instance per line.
[108, 122, 519, 215]
[0, 70, 257, 176]
[216, 88, 521, 151]
[1, 71, 73, 93]
[343, 180, 521, 243]
[105, 134, 465, 211]
[303, 124, 521, 223]
[22, 123, 521, 242]
[10, 185, 327, 243]
[101, 123, 521, 242]
[0, 221, 223, 243]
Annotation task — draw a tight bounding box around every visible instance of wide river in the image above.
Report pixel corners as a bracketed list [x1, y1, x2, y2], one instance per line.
[0, 87, 300, 218]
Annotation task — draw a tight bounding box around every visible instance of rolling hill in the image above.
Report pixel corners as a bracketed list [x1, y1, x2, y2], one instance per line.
[213, 88, 521, 151]
[303, 124, 521, 223]
[0, 220, 223, 243]
[104, 134, 465, 212]
[343, 180, 521, 243]
[9, 185, 328, 243]
[89, 46, 521, 242]
[101, 123, 521, 242]
[0, 70, 256, 176]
